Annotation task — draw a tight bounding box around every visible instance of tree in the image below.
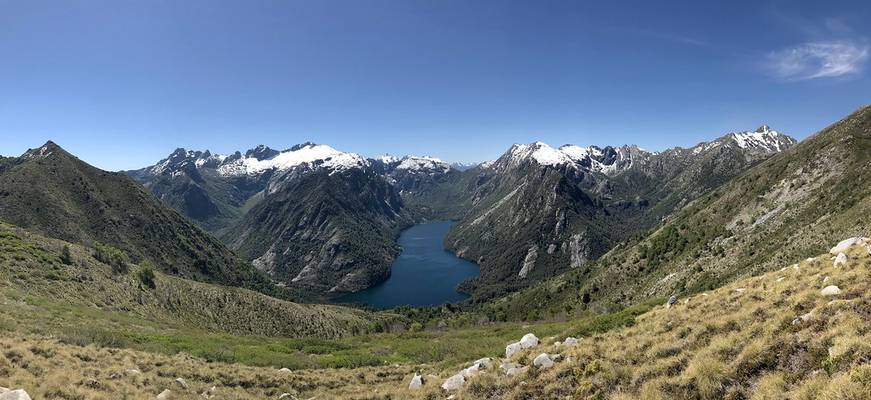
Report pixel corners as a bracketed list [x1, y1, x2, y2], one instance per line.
[137, 263, 156, 289]
[60, 245, 73, 265]
[94, 242, 128, 274]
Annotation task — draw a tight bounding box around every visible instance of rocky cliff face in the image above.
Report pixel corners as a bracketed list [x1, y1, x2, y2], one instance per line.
[443, 128, 796, 300]
[130, 143, 414, 294]
[128, 125, 796, 299]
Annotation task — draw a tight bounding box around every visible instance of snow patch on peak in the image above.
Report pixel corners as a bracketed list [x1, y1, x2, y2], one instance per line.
[395, 155, 449, 172]
[730, 126, 792, 152]
[23, 142, 57, 159]
[509, 142, 574, 166]
[218, 143, 367, 176]
[378, 154, 400, 164]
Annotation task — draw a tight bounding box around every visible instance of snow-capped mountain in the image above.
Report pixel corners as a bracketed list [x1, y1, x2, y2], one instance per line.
[489, 125, 794, 176]
[127, 125, 796, 299]
[394, 156, 450, 173]
[444, 126, 797, 296]
[144, 143, 368, 178]
[492, 141, 643, 175]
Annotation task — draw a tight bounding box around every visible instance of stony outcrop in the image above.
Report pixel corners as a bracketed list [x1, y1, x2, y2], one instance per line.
[830, 237, 869, 254]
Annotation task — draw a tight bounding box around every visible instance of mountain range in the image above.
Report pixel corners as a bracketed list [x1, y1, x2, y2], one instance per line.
[1, 105, 870, 400]
[126, 125, 797, 300]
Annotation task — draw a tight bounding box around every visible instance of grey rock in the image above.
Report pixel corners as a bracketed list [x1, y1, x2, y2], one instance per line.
[533, 353, 554, 369]
[408, 373, 424, 390]
[441, 373, 465, 391]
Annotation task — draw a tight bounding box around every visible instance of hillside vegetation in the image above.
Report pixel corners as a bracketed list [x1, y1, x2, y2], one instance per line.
[0, 234, 867, 399]
[437, 240, 871, 399]
[485, 105, 871, 320]
[0, 142, 275, 295]
[0, 222, 396, 341]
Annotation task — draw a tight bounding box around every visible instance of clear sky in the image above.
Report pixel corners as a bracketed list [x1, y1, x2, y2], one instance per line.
[1, 0, 870, 170]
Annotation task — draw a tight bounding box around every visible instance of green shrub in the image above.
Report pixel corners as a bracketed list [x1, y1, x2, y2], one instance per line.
[93, 242, 128, 274]
[60, 245, 73, 265]
[137, 263, 156, 289]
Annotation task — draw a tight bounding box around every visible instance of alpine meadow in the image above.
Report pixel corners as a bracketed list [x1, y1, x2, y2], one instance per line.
[1, 1, 870, 400]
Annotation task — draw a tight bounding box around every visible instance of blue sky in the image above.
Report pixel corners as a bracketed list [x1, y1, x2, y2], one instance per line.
[1, 0, 870, 170]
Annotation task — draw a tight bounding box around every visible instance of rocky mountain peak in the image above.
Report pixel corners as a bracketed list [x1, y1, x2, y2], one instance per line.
[728, 126, 796, 153]
[395, 156, 450, 173]
[245, 145, 280, 160]
[22, 140, 65, 160]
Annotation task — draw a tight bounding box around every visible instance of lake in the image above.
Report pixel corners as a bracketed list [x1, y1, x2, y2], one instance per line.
[337, 220, 479, 309]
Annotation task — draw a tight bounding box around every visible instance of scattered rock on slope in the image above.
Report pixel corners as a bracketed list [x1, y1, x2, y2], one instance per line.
[830, 237, 869, 254]
[821, 285, 842, 296]
[441, 373, 465, 391]
[408, 373, 424, 390]
[0, 388, 32, 400]
[562, 337, 579, 346]
[533, 353, 555, 369]
[506, 342, 522, 357]
[520, 333, 539, 349]
[834, 252, 848, 266]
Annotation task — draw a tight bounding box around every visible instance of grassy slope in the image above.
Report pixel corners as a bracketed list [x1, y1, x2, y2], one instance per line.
[0, 223, 399, 342]
[446, 242, 871, 400]
[0, 225, 661, 398]
[0, 142, 275, 294]
[1, 235, 867, 399]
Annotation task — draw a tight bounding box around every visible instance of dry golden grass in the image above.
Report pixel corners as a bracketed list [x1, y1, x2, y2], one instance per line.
[435, 242, 871, 399]
[1, 237, 869, 399]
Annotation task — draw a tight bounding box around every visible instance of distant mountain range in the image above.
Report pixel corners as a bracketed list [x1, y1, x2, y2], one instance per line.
[125, 125, 796, 300]
[483, 105, 871, 320]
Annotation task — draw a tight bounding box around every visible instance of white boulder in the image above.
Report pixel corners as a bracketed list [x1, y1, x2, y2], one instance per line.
[830, 237, 868, 255]
[472, 357, 493, 369]
[461, 363, 481, 377]
[441, 373, 465, 391]
[519, 333, 539, 349]
[506, 366, 528, 376]
[174, 378, 188, 389]
[562, 337, 579, 347]
[533, 353, 554, 369]
[821, 285, 842, 296]
[834, 253, 848, 267]
[277, 367, 292, 374]
[408, 373, 424, 390]
[156, 390, 172, 400]
[0, 390, 32, 400]
[506, 342, 522, 357]
[500, 362, 521, 372]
